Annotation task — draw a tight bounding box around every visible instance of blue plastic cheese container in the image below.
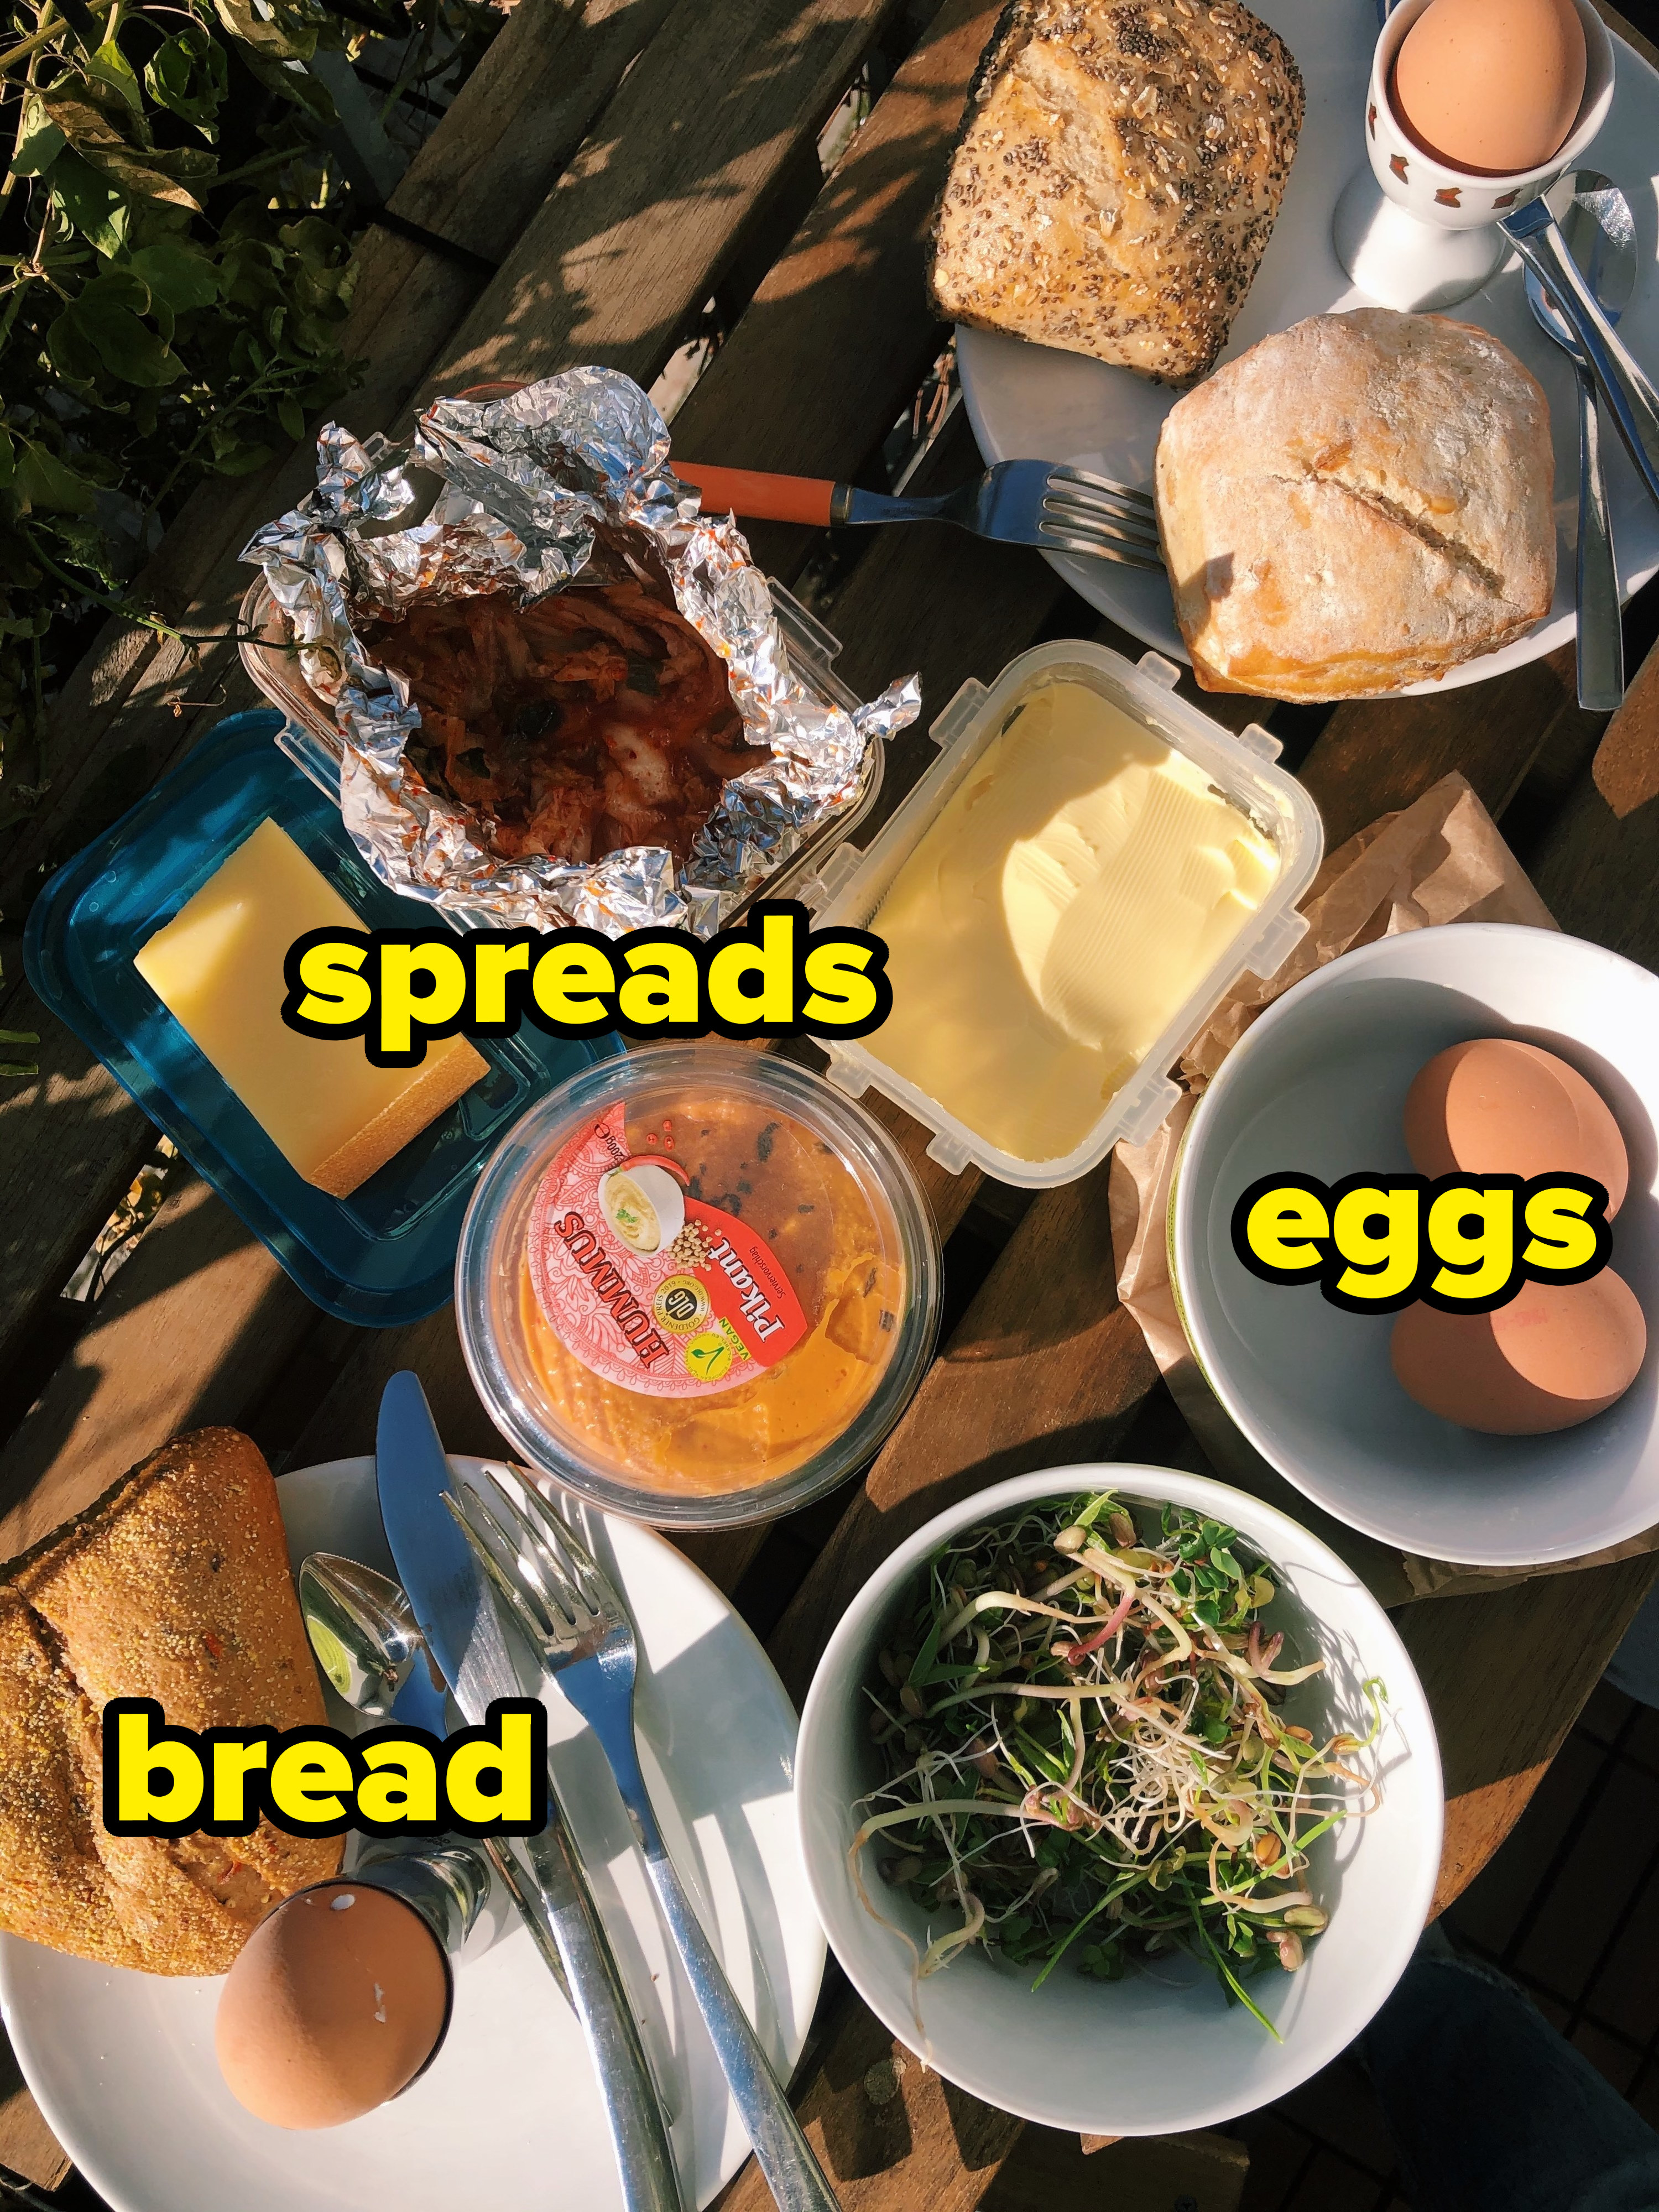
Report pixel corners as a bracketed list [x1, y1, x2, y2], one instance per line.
[24, 709, 618, 1325]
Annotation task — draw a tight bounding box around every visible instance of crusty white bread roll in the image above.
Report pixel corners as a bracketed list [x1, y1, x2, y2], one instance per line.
[1155, 308, 1556, 699]
[930, 0, 1305, 384]
[0, 1430, 340, 1974]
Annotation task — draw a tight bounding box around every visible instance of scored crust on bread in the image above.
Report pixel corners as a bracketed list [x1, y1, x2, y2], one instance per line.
[930, 0, 1305, 384]
[1154, 309, 1557, 700]
[0, 1430, 340, 1975]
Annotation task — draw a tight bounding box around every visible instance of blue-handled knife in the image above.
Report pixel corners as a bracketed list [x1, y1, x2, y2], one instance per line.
[375, 1371, 685, 2212]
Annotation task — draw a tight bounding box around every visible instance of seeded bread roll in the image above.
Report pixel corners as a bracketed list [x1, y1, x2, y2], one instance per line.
[930, 0, 1305, 384]
[1155, 309, 1557, 698]
[0, 1430, 340, 1975]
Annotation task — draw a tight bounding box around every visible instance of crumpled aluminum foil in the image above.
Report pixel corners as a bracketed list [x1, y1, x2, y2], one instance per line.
[241, 367, 920, 935]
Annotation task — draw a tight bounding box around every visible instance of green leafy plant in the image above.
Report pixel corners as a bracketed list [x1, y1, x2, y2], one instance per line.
[0, 0, 395, 834]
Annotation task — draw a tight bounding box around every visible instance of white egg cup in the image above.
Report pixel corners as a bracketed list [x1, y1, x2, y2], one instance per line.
[1333, 0, 1615, 311]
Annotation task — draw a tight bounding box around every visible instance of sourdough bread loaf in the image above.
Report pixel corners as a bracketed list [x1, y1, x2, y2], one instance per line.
[930, 0, 1305, 383]
[0, 1430, 340, 1974]
[1155, 309, 1557, 698]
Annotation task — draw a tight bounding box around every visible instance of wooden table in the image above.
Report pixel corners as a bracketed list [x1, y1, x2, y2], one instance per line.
[3, 0, 1659, 2200]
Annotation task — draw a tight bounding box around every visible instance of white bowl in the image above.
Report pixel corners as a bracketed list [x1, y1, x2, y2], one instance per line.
[1171, 925, 1659, 1567]
[794, 1465, 1442, 2137]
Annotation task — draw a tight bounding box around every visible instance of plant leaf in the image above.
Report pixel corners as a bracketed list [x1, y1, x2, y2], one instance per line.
[48, 149, 131, 259]
[13, 441, 98, 517]
[49, 271, 184, 388]
[82, 143, 203, 211]
[86, 38, 146, 114]
[236, 45, 336, 125]
[144, 27, 228, 138]
[212, 0, 316, 60]
[9, 97, 67, 179]
[208, 432, 274, 476]
[41, 514, 127, 588]
[127, 238, 220, 314]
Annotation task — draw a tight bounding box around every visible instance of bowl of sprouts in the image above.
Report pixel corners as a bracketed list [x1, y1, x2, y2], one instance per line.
[795, 1464, 1442, 2135]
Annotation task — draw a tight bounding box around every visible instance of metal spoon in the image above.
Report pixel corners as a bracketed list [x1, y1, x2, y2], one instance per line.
[1525, 171, 1632, 709]
[300, 1549, 572, 2001]
[1504, 179, 1659, 523]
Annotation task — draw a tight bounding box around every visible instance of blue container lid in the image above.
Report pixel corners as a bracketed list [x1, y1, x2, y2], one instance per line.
[24, 710, 619, 1326]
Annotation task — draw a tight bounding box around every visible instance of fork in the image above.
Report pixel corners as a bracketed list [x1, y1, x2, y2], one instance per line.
[449, 1470, 842, 2212]
[675, 458, 1163, 571]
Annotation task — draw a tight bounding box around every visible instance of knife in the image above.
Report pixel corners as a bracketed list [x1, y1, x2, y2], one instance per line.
[376, 1370, 685, 2212]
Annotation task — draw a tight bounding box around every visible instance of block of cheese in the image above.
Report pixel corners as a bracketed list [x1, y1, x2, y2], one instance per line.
[134, 818, 488, 1198]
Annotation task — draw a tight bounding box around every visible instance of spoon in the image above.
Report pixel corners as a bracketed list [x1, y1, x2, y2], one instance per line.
[1504, 179, 1659, 524]
[299, 1549, 573, 2000]
[1525, 171, 1632, 710]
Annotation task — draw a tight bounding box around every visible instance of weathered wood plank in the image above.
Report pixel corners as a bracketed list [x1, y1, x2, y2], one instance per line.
[0, 2043, 71, 2193]
[0, 1174, 314, 1559]
[717, 1989, 1022, 2212]
[0, 995, 157, 1397]
[1292, 643, 1606, 854]
[1526, 643, 1659, 967]
[1588, 636, 1659, 818]
[769, 1158, 1157, 1702]
[671, 0, 1001, 581]
[1412, 1553, 1659, 1914]
[422, 0, 901, 403]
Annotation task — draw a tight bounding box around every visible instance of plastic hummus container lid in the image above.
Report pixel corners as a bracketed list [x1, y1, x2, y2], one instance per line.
[456, 1045, 943, 1527]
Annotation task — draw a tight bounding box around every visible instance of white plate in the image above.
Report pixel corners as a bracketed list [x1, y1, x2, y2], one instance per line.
[796, 1465, 1443, 2136]
[0, 1457, 824, 2212]
[955, 0, 1659, 695]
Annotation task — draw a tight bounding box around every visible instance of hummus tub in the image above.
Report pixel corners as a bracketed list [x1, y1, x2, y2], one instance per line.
[456, 1046, 942, 1528]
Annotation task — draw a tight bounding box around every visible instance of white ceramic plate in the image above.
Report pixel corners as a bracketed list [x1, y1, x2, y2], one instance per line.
[0, 1457, 823, 2212]
[796, 1465, 1443, 2136]
[1170, 926, 1659, 1566]
[954, 0, 1659, 695]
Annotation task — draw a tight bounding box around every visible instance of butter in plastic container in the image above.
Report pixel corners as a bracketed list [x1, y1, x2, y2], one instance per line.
[802, 641, 1324, 1188]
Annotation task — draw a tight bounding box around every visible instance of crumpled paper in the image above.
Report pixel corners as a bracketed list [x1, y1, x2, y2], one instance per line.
[1108, 770, 1659, 1603]
[242, 366, 921, 936]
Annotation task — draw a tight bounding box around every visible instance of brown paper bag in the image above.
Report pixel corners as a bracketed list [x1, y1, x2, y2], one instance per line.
[1108, 770, 1659, 1604]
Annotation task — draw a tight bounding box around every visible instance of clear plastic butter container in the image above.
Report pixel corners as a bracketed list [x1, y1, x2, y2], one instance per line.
[801, 640, 1324, 1190]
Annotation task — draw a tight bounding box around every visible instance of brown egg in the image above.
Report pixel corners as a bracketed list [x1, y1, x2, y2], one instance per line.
[216, 1882, 449, 2130]
[1404, 1038, 1628, 1216]
[1391, 1271, 1646, 1433]
[1392, 0, 1587, 174]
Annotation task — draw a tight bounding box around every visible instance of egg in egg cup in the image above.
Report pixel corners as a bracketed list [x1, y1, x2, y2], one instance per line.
[1333, 0, 1614, 311]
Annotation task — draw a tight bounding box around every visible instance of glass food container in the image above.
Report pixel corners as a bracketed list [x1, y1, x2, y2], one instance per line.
[456, 1045, 942, 1527]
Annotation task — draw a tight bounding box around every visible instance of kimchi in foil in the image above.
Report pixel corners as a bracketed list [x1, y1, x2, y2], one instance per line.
[241, 367, 921, 935]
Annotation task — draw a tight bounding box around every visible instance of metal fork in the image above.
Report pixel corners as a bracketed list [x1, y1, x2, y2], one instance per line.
[675, 458, 1163, 570]
[448, 1470, 841, 2212]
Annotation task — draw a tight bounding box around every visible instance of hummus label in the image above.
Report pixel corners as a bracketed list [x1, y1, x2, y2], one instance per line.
[526, 1103, 808, 1396]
